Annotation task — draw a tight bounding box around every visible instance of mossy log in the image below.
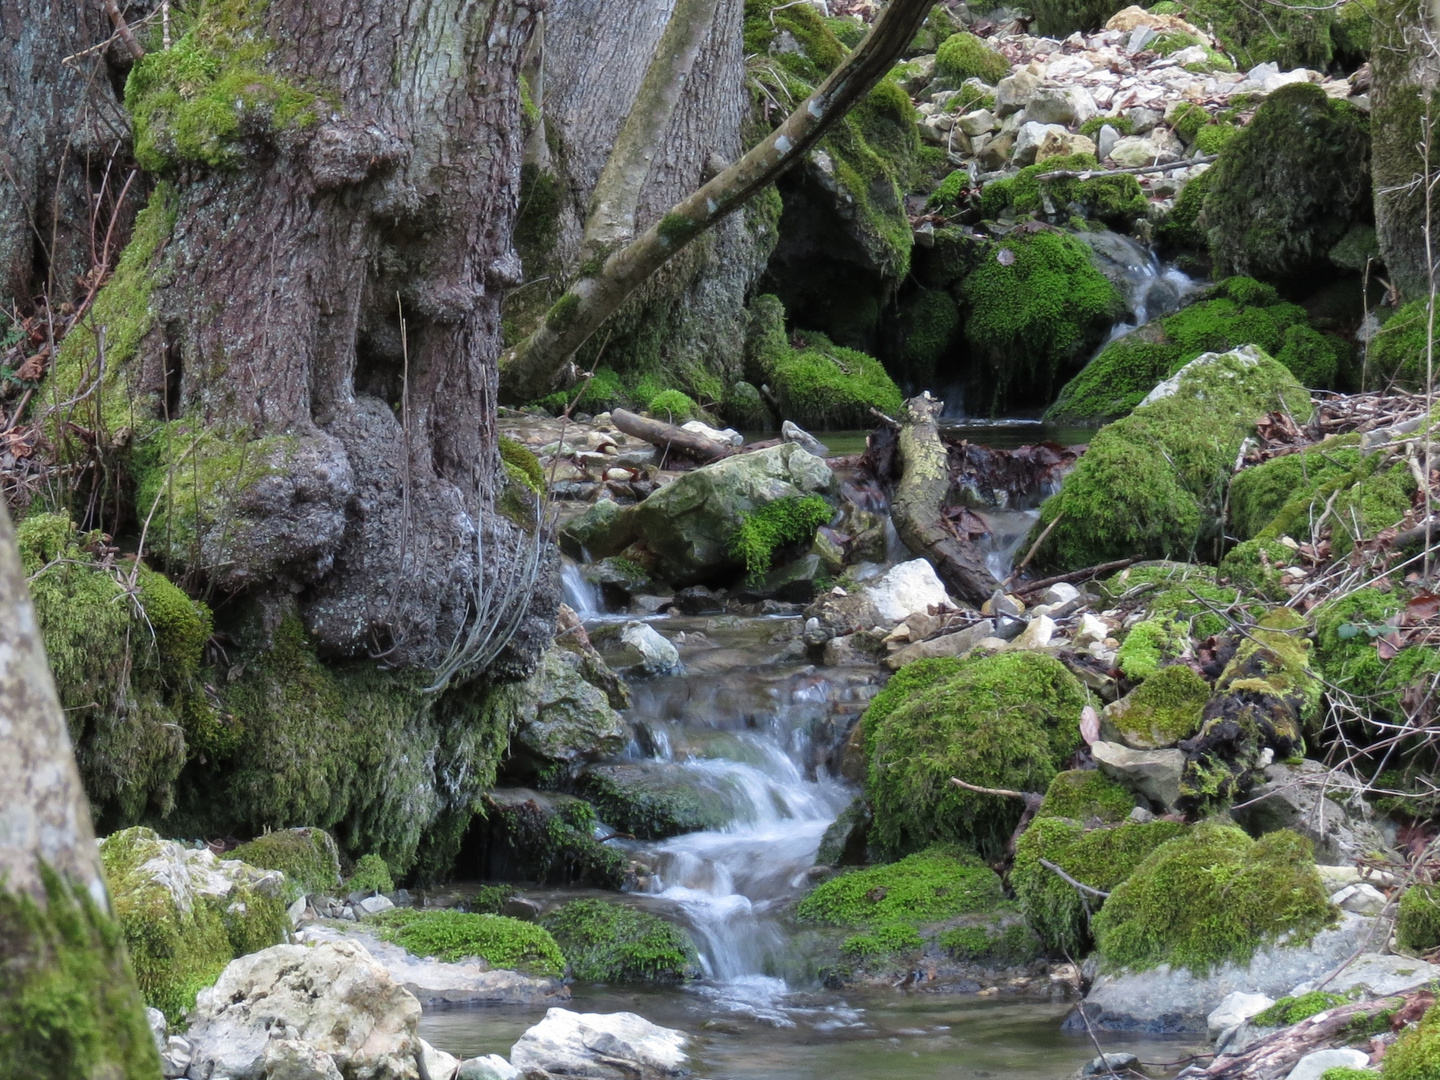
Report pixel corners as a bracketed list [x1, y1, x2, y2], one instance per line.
[610, 407, 732, 463]
[891, 394, 1000, 605]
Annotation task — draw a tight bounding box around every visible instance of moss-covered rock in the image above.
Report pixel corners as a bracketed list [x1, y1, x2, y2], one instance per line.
[576, 764, 730, 840]
[1044, 329, 1185, 425]
[1367, 299, 1436, 389]
[1396, 884, 1440, 955]
[893, 289, 962, 385]
[1037, 769, 1139, 824]
[541, 900, 700, 983]
[230, 828, 342, 901]
[501, 647, 630, 783]
[346, 854, 394, 896]
[730, 494, 831, 580]
[368, 908, 564, 977]
[1228, 440, 1363, 542]
[1203, 83, 1370, 283]
[480, 791, 628, 890]
[0, 866, 162, 1080]
[1103, 665, 1211, 749]
[1252, 991, 1351, 1027]
[1114, 617, 1191, 682]
[797, 848, 1007, 928]
[1034, 345, 1313, 570]
[980, 154, 1148, 229]
[1093, 822, 1335, 974]
[100, 827, 289, 1022]
[1168, 0, 1336, 70]
[865, 652, 1089, 859]
[1383, 1001, 1440, 1080]
[1013, 817, 1187, 956]
[934, 33, 1009, 83]
[499, 435, 544, 494]
[1029, 0, 1131, 36]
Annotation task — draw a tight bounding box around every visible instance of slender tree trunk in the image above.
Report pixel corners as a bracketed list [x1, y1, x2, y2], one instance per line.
[497, 0, 934, 402]
[0, 501, 160, 1078]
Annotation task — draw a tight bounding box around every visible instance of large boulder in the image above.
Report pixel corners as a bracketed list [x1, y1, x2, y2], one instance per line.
[862, 558, 953, 623]
[497, 647, 630, 781]
[560, 444, 835, 585]
[184, 940, 423, 1080]
[509, 1008, 689, 1079]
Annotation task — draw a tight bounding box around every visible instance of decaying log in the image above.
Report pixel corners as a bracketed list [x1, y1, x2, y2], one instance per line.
[610, 408, 733, 464]
[891, 394, 1001, 605]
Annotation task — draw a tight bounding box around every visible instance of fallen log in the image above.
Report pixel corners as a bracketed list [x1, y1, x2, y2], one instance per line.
[609, 408, 732, 464]
[890, 394, 1001, 605]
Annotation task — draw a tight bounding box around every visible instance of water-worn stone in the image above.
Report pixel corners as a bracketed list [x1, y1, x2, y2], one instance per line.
[1037, 130, 1098, 163]
[457, 1056, 520, 1080]
[358, 894, 395, 916]
[185, 939, 423, 1080]
[1010, 614, 1057, 650]
[958, 108, 997, 136]
[505, 648, 630, 776]
[1068, 912, 1371, 1033]
[1207, 991, 1274, 1042]
[862, 559, 953, 622]
[616, 622, 682, 676]
[1097, 124, 1122, 161]
[1092, 741, 1185, 809]
[885, 619, 995, 669]
[781, 420, 829, 457]
[996, 70, 1041, 117]
[418, 1039, 461, 1080]
[680, 420, 743, 447]
[1014, 121, 1071, 166]
[1285, 1048, 1370, 1080]
[509, 1008, 689, 1079]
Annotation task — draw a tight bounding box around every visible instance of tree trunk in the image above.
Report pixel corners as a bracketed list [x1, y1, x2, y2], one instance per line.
[497, 0, 935, 402]
[891, 394, 1002, 606]
[63, 0, 556, 670]
[1371, 0, 1440, 303]
[0, 501, 160, 1078]
[0, 1, 129, 306]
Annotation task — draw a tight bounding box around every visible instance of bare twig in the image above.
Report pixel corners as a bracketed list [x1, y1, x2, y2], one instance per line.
[102, 0, 146, 59]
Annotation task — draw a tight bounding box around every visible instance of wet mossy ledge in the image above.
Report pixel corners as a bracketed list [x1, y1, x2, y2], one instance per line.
[541, 899, 700, 983]
[367, 909, 566, 977]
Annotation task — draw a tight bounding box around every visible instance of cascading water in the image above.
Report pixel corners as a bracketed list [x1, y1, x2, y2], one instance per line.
[560, 559, 602, 617]
[1084, 230, 1200, 341]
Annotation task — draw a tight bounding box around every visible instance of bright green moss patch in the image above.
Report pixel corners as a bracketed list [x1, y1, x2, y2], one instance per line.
[980, 154, 1147, 227]
[499, 436, 544, 494]
[1038, 769, 1137, 823]
[541, 900, 699, 983]
[1044, 333, 1184, 424]
[935, 32, 1009, 83]
[1368, 299, 1433, 389]
[960, 230, 1123, 406]
[865, 652, 1088, 860]
[1079, 115, 1134, 140]
[1252, 991, 1350, 1027]
[576, 765, 729, 840]
[347, 854, 394, 895]
[1093, 822, 1334, 974]
[1228, 441, 1362, 541]
[126, 0, 318, 171]
[1106, 665, 1210, 749]
[938, 922, 1042, 965]
[844, 923, 925, 959]
[1115, 617, 1189, 681]
[797, 848, 1006, 927]
[1034, 345, 1312, 571]
[0, 865, 162, 1080]
[369, 909, 564, 977]
[894, 290, 961, 382]
[1013, 817, 1187, 956]
[729, 494, 831, 579]
[1396, 884, 1440, 955]
[647, 389, 699, 422]
[1168, 0, 1334, 70]
[231, 828, 341, 900]
[1384, 1002, 1440, 1080]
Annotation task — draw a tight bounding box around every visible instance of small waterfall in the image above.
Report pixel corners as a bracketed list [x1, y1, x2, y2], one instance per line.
[561, 560, 601, 616]
[1082, 230, 1200, 342]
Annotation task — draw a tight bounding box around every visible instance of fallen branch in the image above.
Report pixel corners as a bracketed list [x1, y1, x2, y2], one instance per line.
[1012, 557, 1139, 596]
[102, 0, 146, 59]
[1004, 511, 1063, 588]
[609, 407, 733, 464]
[950, 777, 1034, 800]
[1033, 154, 1216, 182]
[1039, 858, 1110, 898]
[951, 777, 1043, 857]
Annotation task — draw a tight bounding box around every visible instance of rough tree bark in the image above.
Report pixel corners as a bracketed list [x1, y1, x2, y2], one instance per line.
[891, 393, 1002, 605]
[78, 0, 556, 670]
[497, 0, 935, 402]
[0, 501, 159, 1077]
[0, 1, 129, 306]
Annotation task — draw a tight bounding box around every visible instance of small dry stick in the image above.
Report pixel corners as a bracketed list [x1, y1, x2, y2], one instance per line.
[103, 0, 146, 59]
[1004, 511, 1063, 587]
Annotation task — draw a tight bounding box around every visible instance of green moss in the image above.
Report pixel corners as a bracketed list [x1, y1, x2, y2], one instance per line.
[1093, 822, 1334, 974]
[1382, 1002, 1440, 1080]
[747, 312, 904, 428]
[576, 766, 728, 840]
[346, 854, 394, 895]
[101, 828, 286, 1023]
[928, 170, 970, 211]
[481, 794, 627, 889]
[1193, 122, 1239, 156]
[516, 164, 561, 259]
[1368, 299, 1434, 389]
[1038, 769, 1138, 823]
[656, 212, 701, 249]
[1203, 84, 1370, 283]
[844, 923, 925, 959]
[369, 909, 564, 977]
[729, 494, 831, 579]
[1028, 0, 1131, 35]
[1396, 884, 1440, 954]
[1109, 665, 1210, 748]
[230, 828, 341, 901]
[1013, 818, 1187, 956]
[1253, 991, 1350, 1027]
[125, 0, 317, 171]
[1322, 1070, 1376, 1080]
[797, 848, 1006, 927]
[1079, 115, 1134, 140]
[1228, 441, 1363, 541]
[541, 900, 699, 983]
[1312, 587, 1405, 709]
[935, 33, 1009, 83]
[865, 652, 1089, 860]
[545, 293, 582, 332]
[533, 365, 630, 415]
[981, 154, 1147, 228]
[894, 290, 961, 382]
[0, 865, 162, 1080]
[938, 922, 1043, 965]
[1044, 333, 1185, 424]
[960, 230, 1123, 408]
[1156, 167, 1214, 253]
[647, 389, 699, 422]
[1115, 617, 1190, 682]
[498, 436, 544, 496]
[1034, 345, 1312, 570]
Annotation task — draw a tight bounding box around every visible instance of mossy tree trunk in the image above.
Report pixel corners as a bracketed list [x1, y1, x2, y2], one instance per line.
[76, 0, 558, 670]
[891, 393, 1002, 606]
[497, 0, 935, 402]
[0, 1, 127, 305]
[1372, 0, 1440, 303]
[0, 501, 161, 1079]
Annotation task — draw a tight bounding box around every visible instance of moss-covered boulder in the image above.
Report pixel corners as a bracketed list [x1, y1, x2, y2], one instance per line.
[1093, 822, 1335, 974]
[1179, 609, 1320, 808]
[1013, 817, 1187, 956]
[561, 441, 835, 585]
[499, 647, 630, 783]
[575, 764, 729, 840]
[1312, 589, 1440, 732]
[1033, 345, 1313, 571]
[865, 652, 1089, 860]
[1037, 769, 1140, 824]
[1203, 83, 1370, 284]
[1384, 1001, 1440, 1080]
[980, 154, 1147, 228]
[1171, 0, 1336, 69]
[1396, 884, 1440, 955]
[368, 908, 565, 977]
[100, 827, 290, 1022]
[1102, 665, 1211, 750]
[541, 900, 700, 983]
[959, 229, 1124, 411]
[346, 854, 394, 896]
[934, 32, 1009, 83]
[1367, 299, 1440, 389]
[230, 828, 342, 901]
[1227, 439, 1363, 542]
[478, 790, 628, 890]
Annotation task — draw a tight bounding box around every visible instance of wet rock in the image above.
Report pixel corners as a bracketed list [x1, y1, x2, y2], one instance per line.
[733, 553, 824, 604]
[1092, 741, 1185, 809]
[505, 648, 630, 777]
[1075, 1053, 1139, 1078]
[1286, 1049, 1370, 1080]
[457, 1056, 520, 1080]
[823, 630, 887, 667]
[185, 939, 422, 1080]
[616, 622, 682, 677]
[509, 1008, 689, 1079]
[672, 584, 725, 614]
[576, 762, 729, 839]
[1229, 759, 1392, 865]
[885, 619, 995, 669]
[501, 897, 543, 922]
[863, 559, 953, 622]
[781, 419, 829, 457]
[581, 557, 654, 607]
[418, 1040, 461, 1080]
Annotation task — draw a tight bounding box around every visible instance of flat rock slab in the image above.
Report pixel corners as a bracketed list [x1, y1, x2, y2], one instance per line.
[1291, 952, 1440, 998]
[1068, 913, 1371, 1033]
[300, 924, 569, 1007]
